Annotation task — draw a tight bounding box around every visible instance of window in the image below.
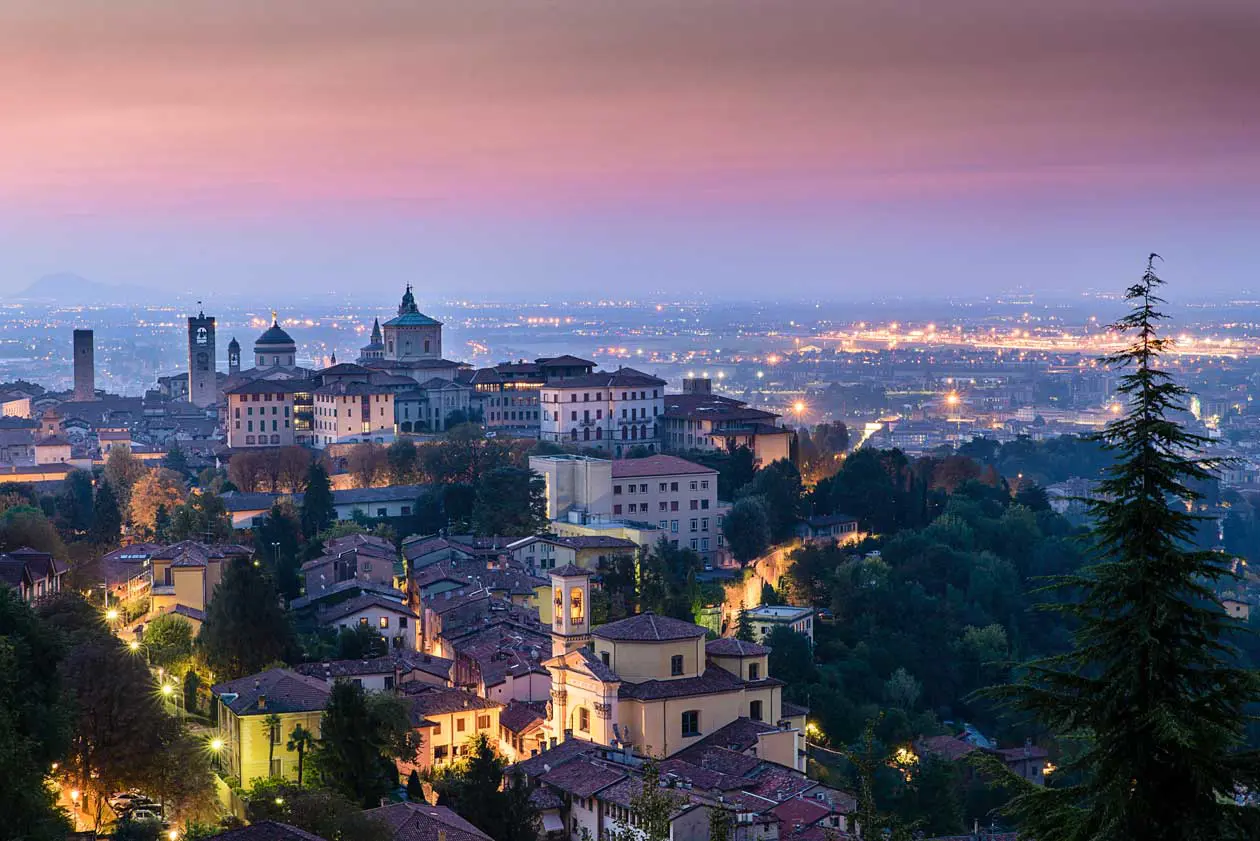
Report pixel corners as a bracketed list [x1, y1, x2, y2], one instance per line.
[659, 502, 668, 512]
[400, 616, 408, 628]
[750, 700, 763, 721]
[477, 714, 491, 730]
[670, 482, 679, 492]
[578, 707, 590, 732]
[601, 651, 611, 666]
[701, 499, 710, 510]
[359, 617, 369, 626]
[613, 485, 622, 495]
[671, 501, 679, 511]
[701, 518, 709, 530]
[659, 482, 668, 492]
[701, 480, 709, 489]
[639, 484, 648, 493]
[456, 717, 466, 732]
[690, 519, 698, 532]
[690, 538, 698, 550]
[690, 499, 699, 510]
[701, 538, 709, 551]
[671, 520, 679, 533]
[432, 721, 442, 735]
[690, 481, 698, 491]
[627, 484, 635, 494]
[377, 507, 387, 517]
[270, 758, 283, 777]
[270, 720, 282, 745]
[671, 654, 684, 676]
[434, 745, 448, 760]
[380, 616, 389, 629]
[384, 676, 395, 690]
[748, 662, 760, 681]
[659, 520, 668, 529]
[613, 504, 622, 516]
[681, 710, 700, 737]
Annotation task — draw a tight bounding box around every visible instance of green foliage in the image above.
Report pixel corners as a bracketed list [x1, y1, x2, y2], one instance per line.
[168, 491, 232, 543]
[243, 780, 388, 841]
[708, 804, 734, 841]
[90, 480, 123, 546]
[163, 443, 191, 476]
[766, 625, 817, 686]
[336, 623, 389, 660]
[386, 438, 420, 484]
[736, 458, 803, 542]
[199, 556, 294, 680]
[406, 769, 423, 801]
[300, 462, 336, 538]
[735, 608, 754, 642]
[0, 504, 67, 558]
[0, 588, 72, 841]
[286, 723, 317, 787]
[639, 539, 702, 621]
[315, 680, 414, 808]
[442, 483, 476, 532]
[471, 467, 547, 536]
[254, 502, 305, 600]
[411, 488, 446, 536]
[142, 612, 195, 672]
[985, 258, 1260, 841]
[604, 759, 683, 841]
[55, 468, 95, 535]
[722, 496, 771, 565]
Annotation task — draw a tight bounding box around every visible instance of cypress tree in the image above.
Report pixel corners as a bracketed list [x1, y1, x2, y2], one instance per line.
[986, 256, 1260, 840]
[300, 462, 336, 538]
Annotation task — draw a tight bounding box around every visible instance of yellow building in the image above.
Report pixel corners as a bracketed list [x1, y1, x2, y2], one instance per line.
[211, 668, 331, 785]
[542, 566, 804, 771]
[399, 684, 502, 771]
[149, 541, 251, 615]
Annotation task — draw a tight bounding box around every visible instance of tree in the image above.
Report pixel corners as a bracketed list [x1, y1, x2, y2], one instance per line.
[708, 805, 734, 841]
[128, 469, 187, 539]
[243, 780, 387, 841]
[737, 459, 803, 542]
[442, 483, 476, 532]
[735, 608, 755, 642]
[168, 491, 232, 543]
[315, 681, 412, 807]
[0, 505, 67, 558]
[199, 556, 294, 681]
[723, 496, 772, 565]
[0, 588, 72, 841]
[254, 501, 304, 601]
[300, 462, 336, 538]
[387, 439, 420, 484]
[501, 768, 542, 841]
[604, 759, 683, 841]
[163, 443, 190, 477]
[472, 467, 547, 536]
[406, 769, 424, 801]
[347, 443, 387, 488]
[287, 723, 317, 787]
[91, 481, 123, 546]
[336, 624, 389, 660]
[56, 468, 95, 535]
[986, 257, 1260, 841]
[766, 625, 816, 686]
[721, 446, 758, 500]
[411, 488, 446, 536]
[142, 612, 194, 672]
[103, 445, 147, 508]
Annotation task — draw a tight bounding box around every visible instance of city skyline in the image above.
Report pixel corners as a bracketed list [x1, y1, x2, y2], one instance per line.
[3, 0, 1258, 299]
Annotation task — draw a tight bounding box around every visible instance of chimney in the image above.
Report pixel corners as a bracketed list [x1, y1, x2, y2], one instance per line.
[257, 694, 267, 710]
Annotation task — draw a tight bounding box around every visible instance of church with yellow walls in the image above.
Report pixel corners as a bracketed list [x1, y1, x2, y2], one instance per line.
[541, 565, 807, 770]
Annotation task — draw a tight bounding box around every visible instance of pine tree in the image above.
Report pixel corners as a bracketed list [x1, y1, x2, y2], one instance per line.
[735, 606, 755, 642]
[90, 481, 123, 546]
[985, 257, 1260, 841]
[199, 556, 293, 680]
[300, 462, 336, 538]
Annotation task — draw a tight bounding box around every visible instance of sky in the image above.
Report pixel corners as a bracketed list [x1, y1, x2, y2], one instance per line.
[1, 0, 1258, 301]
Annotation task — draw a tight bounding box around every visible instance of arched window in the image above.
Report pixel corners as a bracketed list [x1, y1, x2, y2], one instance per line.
[570, 587, 584, 624]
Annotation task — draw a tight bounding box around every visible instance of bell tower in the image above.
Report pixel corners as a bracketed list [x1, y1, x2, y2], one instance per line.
[227, 337, 241, 375]
[187, 304, 218, 408]
[549, 564, 593, 657]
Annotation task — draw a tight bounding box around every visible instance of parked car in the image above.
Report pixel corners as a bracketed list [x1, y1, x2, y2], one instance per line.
[108, 792, 151, 812]
[127, 808, 165, 824]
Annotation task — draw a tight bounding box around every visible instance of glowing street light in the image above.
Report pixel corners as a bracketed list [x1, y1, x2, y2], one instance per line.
[128, 640, 140, 652]
[210, 738, 224, 752]
[161, 683, 174, 697]
[105, 608, 119, 623]
[169, 830, 180, 841]
[945, 391, 960, 408]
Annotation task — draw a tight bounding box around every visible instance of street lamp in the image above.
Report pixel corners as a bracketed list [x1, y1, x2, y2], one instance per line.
[105, 608, 119, 623]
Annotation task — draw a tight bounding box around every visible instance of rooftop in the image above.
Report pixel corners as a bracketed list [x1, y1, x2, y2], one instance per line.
[211, 668, 332, 716]
[706, 638, 770, 657]
[593, 612, 707, 642]
[611, 454, 717, 479]
[364, 802, 493, 841]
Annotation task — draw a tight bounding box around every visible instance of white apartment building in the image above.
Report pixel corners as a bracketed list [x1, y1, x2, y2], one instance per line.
[539, 368, 666, 457]
[312, 382, 396, 448]
[743, 605, 815, 644]
[610, 455, 722, 561]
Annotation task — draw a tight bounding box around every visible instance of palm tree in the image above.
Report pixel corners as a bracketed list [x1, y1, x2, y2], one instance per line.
[263, 713, 282, 777]
[287, 723, 317, 787]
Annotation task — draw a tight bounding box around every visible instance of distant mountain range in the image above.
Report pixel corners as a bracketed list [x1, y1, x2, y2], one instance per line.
[15, 272, 158, 304]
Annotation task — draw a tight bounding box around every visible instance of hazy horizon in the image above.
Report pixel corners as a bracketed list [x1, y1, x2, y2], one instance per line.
[3, 0, 1258, 300]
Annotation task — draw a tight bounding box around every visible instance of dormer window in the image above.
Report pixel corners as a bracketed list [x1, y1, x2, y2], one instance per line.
[671, 654, 684, 676]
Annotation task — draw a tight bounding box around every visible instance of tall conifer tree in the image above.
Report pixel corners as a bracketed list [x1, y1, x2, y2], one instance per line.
[988, 256, 1260, 840]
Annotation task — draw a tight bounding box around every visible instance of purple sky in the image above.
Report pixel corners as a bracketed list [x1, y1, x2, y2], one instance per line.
[2, 0, 1258, 300]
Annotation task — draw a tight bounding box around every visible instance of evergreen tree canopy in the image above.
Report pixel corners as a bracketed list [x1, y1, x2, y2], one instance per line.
[300, 462, 336, 538]
[986, 257, 1260, 841]
[199, 556, 294, 680]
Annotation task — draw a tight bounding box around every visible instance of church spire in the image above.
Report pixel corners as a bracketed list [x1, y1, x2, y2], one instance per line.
[371, 317, 382, 343]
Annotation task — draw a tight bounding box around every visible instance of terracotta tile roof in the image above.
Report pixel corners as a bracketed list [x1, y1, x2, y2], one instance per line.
[211, 668, 332, 716]
[770, 798, 832, 829]
[363, 802, 494, 841]
[215, 821, 329, 841]
[618, 662, 745, 701]
[745, 765, 818, 802]
[594, 612, 707, 642]
[706, 638, 769, 657]
[513, 738, 599, 778]
[610, 455, 716, 479]
[576, 648, 620, 682]
[657, 758, 748, 791]
[499, 700, 546, 734]
[917, 735, 978, 762]
[691, 717, 779, 753]
[673, 744, 762, 778]
[541, 758, 628, 798]
[402, 685, 500, 722]
[316, 592, 417, 624]
[549, 563, 592, 577]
